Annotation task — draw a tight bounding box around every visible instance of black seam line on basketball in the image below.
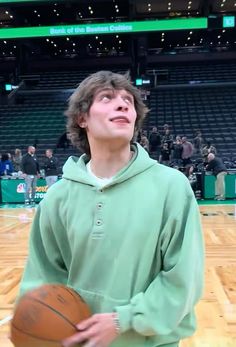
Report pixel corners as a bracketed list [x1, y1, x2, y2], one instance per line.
[23, 296, 79, 330]
[58, 285, 85, 304]
[11, 323, 67, 343]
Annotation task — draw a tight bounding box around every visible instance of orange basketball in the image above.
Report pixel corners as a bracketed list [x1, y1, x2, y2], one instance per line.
[10, 284, 91, 347]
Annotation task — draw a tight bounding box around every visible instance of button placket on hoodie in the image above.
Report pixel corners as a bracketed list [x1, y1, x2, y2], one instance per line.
[91, 190, 105, 239]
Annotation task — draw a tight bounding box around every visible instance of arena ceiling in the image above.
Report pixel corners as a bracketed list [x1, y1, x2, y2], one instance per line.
[0, 0, 235, 62]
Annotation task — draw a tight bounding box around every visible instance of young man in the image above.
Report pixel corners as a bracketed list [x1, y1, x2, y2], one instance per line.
[19, 71, 204, 347]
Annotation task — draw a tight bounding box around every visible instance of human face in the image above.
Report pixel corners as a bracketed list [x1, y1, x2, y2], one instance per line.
[29, 146, 35, 155]
[46, 150, 52, 158]
[79, 88, 137, 146]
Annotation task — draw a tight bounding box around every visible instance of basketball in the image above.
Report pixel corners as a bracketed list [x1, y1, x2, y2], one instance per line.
[10, 284, 91, 347]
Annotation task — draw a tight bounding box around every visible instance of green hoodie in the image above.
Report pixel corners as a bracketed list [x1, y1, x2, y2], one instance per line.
[20, 143, 204, 347]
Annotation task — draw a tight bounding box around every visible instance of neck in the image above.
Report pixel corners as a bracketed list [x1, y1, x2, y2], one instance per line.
[89, 143, 133, 178]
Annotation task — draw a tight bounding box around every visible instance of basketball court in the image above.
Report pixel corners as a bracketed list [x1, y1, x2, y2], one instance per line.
[0, 201, 235, 347]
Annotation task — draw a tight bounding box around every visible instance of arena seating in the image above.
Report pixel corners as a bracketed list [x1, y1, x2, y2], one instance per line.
[0, 63, 235, 170]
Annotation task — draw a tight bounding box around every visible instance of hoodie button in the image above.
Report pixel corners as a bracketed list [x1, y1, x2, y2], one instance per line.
[97, 203, 103, 209]
[96, 219, 103, 226]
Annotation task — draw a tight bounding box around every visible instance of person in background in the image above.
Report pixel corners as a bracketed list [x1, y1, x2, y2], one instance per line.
[201, 141, 217, 164]
[159, 142, 171, 166]
[21, 146, 40, 205]
[0, 153, 14, 176]
[181, 136, 194, 166]
[19, 71, 204, 347]
[185, 165, 197, 194]
[162, 128, 174, 151]
[12, 148, 22, 172]
[193, 130, 204, 155]
[139, 135, 149, 152]
[172, 136, 183, 167]
[43, 149, 59, 188]
[148, 126, 162, 160]
[206, 153, 227, 201]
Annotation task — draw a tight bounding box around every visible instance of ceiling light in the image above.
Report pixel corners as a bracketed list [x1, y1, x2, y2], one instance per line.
[187, 37, 191, 40]
[67, 37, 70, 41]
[88, 6, 92, 10]
[148, 8, 151, 11]
[119, 40, 122, 43]
[73, 43, 76, 46]
[90, 10, 94, 14]
[168, 7, 171, 10]
[10, 15, 13, 19]
[221, 3, 224, 6]
[57, 13, 59, 16]
[161, 38, 164, 42]
[34, 10, 37, 13]
[222, 29, 226, 32]
[96, 36, 98, 39]
[189, 31, 193, 34]
[3, 40, 7, 44]
[100, 41, 103, 44]
[54, 9, 57, 12]
[218, 35, 221, 38]
[116, 9, 119, 12]
[5, 11, 9, 14]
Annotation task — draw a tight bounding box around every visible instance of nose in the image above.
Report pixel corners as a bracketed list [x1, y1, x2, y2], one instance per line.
[115, 96, 128, 111]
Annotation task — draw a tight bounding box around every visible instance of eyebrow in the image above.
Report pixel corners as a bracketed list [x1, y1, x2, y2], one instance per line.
[95, 89, 133, 99]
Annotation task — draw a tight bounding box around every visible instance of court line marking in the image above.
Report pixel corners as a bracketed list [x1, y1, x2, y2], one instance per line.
[0, 315, 13, 326]
[0, 214, 33, 220]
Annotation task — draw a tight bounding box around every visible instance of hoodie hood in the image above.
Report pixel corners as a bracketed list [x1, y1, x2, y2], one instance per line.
[62, 143, 157, 186]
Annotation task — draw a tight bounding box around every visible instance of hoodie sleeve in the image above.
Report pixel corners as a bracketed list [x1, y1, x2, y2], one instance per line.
[19, 203, 68, 296]
[115, 188, 204, 338]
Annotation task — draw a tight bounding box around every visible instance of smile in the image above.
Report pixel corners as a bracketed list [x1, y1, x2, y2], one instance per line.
[110, 116, 130, 123]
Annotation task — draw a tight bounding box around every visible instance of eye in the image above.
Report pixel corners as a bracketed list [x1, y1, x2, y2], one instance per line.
[123, 95, 133, 104]
[100, 94, 112, 101]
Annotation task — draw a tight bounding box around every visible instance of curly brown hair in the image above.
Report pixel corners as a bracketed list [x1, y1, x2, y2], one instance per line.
[65, 70, 149, 155]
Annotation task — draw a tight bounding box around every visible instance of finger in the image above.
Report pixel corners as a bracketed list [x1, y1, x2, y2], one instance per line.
[83, 341, 97, 347]
[76, 315, 98, 330]
[62, 330, 92, 347]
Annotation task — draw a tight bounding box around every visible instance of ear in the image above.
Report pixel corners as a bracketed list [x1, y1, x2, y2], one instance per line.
[77, 114, 87, 128]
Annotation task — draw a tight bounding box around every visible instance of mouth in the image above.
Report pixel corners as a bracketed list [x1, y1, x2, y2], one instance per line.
[109, 116, 130, 124]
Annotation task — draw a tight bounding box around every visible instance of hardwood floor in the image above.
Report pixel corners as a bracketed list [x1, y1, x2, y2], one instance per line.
[0, 204, 236, 347]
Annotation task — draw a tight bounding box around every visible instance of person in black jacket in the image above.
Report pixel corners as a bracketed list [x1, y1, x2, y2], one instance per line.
[206, 153, 227, 200]
[21, 146, 40, 205]
[43, 149, 59, 188]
